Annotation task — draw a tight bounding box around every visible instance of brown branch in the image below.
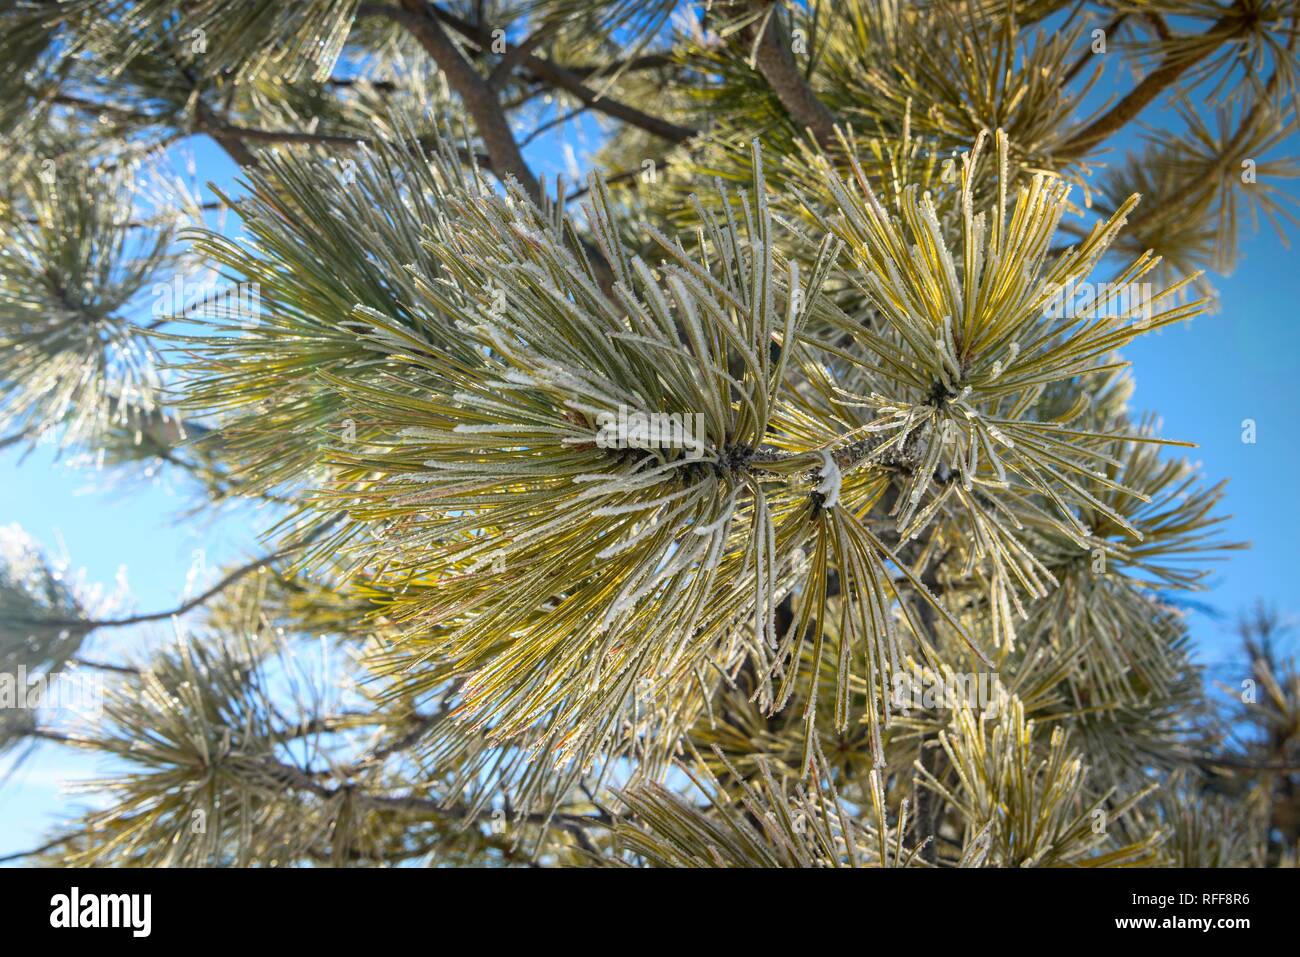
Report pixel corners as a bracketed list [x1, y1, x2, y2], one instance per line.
[360, 0, 541, 200]
[741, 2, 838, 149]
[1188, 752, 1300, 774]
[206, 123, 369, 149]
[31, 728, 72, 744]
[0, 832, 78, 865]
[199, 118, 492, 171]
[68, 656, 138, 675]
[356, 5, 627, 285]
[197, 101, 261, 168]
[566, 53, 674, 79]
[13, 547, 297, 632]
[1060, 13, 1241, 157]
[374, 4, 697, 145]
[251, 751, 608, 836]
[520, 105, 590, 147]
[44, 91, 160, 120]
[327, 77, 400, 94]
[163, 41, 259, 169]
[488, 23, 557, 91]
[1062, 13, 1128, 87]
[1068, 54, 1291, 245]
[562, 158, 674, 203]
[500, 44, 696, 145]
[1144, 12, 1173, 41]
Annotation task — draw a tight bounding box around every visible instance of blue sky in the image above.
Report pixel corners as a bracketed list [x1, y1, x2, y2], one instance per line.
[2, 21, 1298, 860]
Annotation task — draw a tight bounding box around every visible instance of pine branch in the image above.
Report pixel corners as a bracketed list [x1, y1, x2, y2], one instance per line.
[1061, 12, 1128, 87]
[10, 547, 301, 632]
[495, 41, 696, 145]
[251, 751, 607, 834]
[562, 156, 675, 201]
[566, 53, 674, 78]
[0, 833, 77, 865]
[1130, 57, 1292, 237]
[68, 655, 138, 674]
[487, 22, 557, 91]
[742, 2, 838, 149]
[3, 0, 1282, 869]
[1060, 12, 1241, 156]
[368, 3, 698, 145]
[362, 0, 541, 199]
[197, 100, 261, 168]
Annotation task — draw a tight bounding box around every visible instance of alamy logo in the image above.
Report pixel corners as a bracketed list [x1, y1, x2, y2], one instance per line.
[152, 274, 260, 325]
[890, 667, 1001, 715]
[594, 406, 707, 459]
[0, 667, 103, 718]
[1043, 280, 1152, 323]
[50, 887, 151, 937]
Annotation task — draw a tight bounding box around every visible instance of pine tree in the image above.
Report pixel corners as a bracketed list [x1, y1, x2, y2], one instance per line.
[1, 0, 1297, 868]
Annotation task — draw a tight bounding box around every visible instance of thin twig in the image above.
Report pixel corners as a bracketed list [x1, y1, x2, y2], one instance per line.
[14, 548, 295, 632]
[0, 833, 76, 865]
